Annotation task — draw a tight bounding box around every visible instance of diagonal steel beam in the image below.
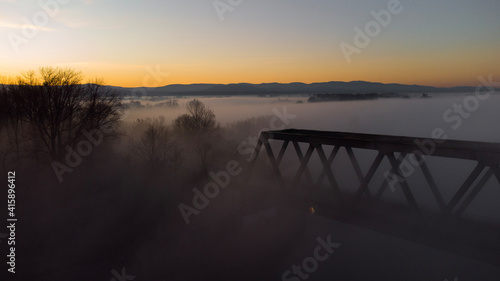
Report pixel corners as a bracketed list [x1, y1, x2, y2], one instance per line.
[387, 153, 424, 222]
[374, 153, 407, 200]
[276, 140, 290, 165]
[353, 151, 385, 205]
[302, 145, 341, 201]
[415, 155, 446, 212]
[316, 146, 341, 186]
[262, 138, 287, 191]
[292, 143, 315, 191]
[442, 163, 485, 221]
[453, 167, 494, 218]
[316, 144, 342, 202]
[346, 147, 372, 199]
[292, 141, 314, 186]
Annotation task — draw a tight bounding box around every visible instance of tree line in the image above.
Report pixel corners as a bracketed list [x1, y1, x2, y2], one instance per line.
[0, 67, 219, 176]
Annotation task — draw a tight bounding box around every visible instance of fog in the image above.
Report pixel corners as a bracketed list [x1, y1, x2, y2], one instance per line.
[5, 92, 500, 280]
[126, 93, 500, 142]
[122, 93, 500, 222]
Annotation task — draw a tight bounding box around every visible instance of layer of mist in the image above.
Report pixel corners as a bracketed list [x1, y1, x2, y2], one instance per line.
[4, 92, 500, 280]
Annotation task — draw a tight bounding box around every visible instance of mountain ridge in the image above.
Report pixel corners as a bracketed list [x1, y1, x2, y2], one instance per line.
[109, 81, 496, 96]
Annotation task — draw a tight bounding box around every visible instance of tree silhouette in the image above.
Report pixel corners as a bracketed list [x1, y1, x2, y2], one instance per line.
[173, 99, 216, 135]
[173, 99, 219, 175]
[1, 67, 122, 161]
[131, 117, 182, 172]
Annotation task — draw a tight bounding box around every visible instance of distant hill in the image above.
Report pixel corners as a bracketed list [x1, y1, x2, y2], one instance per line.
[110, 81, 495, 97]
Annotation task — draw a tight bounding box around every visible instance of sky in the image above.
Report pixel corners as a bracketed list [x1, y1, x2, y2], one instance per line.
[0, 0, 499, 87]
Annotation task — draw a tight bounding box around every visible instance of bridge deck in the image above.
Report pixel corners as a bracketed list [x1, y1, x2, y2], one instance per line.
[263, 129, 500, 162]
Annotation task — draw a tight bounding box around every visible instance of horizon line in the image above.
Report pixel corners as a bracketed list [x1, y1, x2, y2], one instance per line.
[107, 80, 480, 89]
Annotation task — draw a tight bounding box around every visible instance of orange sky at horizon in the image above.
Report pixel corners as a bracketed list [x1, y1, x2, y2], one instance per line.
[1, 53, 496, 88]
[1, 0, 499, 89]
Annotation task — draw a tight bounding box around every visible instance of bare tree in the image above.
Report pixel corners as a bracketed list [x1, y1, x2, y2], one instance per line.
[3, 67, 123, 161]
[173, 99, 217, 135]
[172, 99, 220, 175]
[1, 78, 33, 163]
[131, 117, 183, 173]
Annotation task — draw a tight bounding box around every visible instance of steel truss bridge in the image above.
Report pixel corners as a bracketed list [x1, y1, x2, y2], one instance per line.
[249, 129, 500, 225]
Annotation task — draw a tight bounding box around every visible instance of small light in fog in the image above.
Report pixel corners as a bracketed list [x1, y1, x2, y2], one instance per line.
[309, 206, 316, 214]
